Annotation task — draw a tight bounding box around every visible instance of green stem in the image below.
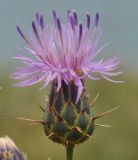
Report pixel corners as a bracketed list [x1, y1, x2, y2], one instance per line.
[66, 144, 74, 160]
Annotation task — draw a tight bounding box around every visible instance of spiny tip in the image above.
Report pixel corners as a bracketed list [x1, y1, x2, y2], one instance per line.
[94, 124, 112, 128]
[17, 117, 45, 125]
[93, 106, 119, 120]
[90, 91, 100, 108]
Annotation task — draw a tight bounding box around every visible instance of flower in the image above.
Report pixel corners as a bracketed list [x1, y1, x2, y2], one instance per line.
[12, 10, 122, 102]
[0, 136, 25, 160]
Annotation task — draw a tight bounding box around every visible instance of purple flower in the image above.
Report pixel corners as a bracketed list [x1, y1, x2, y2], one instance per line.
[12, 11, 122, 102]
[0, 136, 25, 160]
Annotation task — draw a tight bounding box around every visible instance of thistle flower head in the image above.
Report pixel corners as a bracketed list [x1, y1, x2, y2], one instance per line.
[0, 136, 25, 160]
[13, 10, 122, 102]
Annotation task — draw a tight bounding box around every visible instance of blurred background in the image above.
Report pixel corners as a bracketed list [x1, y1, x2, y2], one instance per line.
[0, 0, 138, 160]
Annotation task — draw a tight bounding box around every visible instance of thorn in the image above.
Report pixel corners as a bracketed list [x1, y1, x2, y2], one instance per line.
[17, 117, 45, 125]
[90, 91, 100, 108]
[66, 98, 72, 105]
[52, 107, 63, 121]
[47, 132, 54, 138]
[94, 124, 111, 127]
[84, 133, 93, 139]
[81, 108, 86, 114]
[36, 102, 45, 112]
[72, 127, 92, 138]
[65, 99, 76, 110]
[93, 106, 119, 120]
[72, 126, 83, 133]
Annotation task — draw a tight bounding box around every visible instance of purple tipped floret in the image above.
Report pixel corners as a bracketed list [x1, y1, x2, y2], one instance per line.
[32, 21, 39, 36]
[78, 23, 83, 47]
[40, 15, 44, 30]
[56, 17, 62, 33]
[73, 11, 78, 25]
[16, 25, 26, 40]
[36, 12, 40, 24]
[86, 13, 90, 29]
[16, 25, 32, 47]
[53, 10, 57, 24]
[95, 12, 99, 26]
[32, 21, 43, 47]
[67, 10, 71, 16]
[69, 14, 75, 31]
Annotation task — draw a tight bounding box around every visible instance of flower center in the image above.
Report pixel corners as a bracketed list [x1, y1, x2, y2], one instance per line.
[76, 69, 84, 77]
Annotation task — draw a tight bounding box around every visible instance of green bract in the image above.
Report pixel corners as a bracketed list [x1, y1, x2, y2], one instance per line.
[43, 82, 94, 146]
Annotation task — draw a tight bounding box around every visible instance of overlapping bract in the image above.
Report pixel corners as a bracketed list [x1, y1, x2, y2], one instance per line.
[12, 11, 122, 102]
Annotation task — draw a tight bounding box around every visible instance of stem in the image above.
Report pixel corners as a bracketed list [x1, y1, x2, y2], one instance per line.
[66, 144, 74, 160]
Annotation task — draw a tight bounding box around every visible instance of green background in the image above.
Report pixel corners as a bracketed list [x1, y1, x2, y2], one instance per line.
[0, 0, 138, 160]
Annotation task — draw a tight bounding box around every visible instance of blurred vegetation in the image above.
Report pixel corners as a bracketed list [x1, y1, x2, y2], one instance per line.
[0, 72, 138, 160]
